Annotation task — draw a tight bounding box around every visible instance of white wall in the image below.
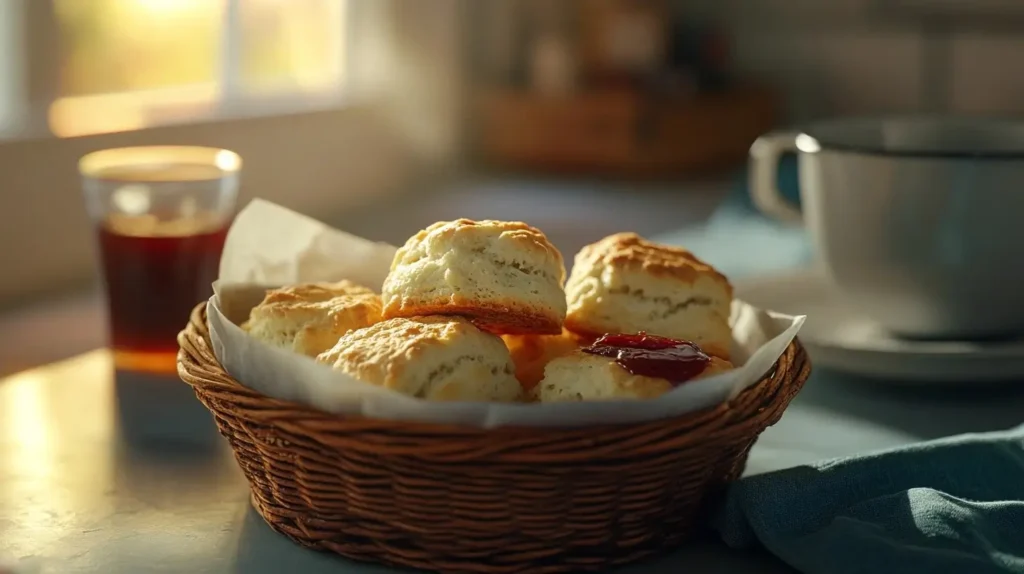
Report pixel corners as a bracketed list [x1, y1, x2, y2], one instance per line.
[1, 106, 409, 303]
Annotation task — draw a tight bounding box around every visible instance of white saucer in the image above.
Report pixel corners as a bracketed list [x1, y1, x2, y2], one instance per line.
[735, 268, 1024, 384]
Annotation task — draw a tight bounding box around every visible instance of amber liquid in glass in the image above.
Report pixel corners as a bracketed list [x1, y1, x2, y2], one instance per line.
[98, 213, 228, 374]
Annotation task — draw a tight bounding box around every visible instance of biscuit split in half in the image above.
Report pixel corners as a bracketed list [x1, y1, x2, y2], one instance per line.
[535, 351, 734, 402]
[564, 232, 733, 360]
[381, 219, 567, 335]
[245, 280, 383, 357]
[502, 330, 587, 391]
[317, 316, 522, 402]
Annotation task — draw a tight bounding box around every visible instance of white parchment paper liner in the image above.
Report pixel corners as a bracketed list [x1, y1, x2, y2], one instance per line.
[207, 199, 806, 428]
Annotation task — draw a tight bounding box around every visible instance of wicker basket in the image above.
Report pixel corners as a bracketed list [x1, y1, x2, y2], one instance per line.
[178, 303, 810, 574]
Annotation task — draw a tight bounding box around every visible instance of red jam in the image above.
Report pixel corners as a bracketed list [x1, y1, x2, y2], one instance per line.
[581, 332, 711, 385]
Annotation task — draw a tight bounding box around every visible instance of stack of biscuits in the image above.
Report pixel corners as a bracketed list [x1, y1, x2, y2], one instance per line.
[243, 220, 735, 403]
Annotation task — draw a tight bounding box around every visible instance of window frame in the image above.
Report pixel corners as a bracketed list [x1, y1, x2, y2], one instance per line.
[10, 0, 354, 140]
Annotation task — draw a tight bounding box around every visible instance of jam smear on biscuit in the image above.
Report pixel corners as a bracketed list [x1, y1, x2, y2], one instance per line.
[582, 332, 710, 384]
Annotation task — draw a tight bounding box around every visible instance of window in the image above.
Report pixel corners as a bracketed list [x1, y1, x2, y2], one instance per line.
[0, 1, 24, 135]
[48, 0, 349, 138]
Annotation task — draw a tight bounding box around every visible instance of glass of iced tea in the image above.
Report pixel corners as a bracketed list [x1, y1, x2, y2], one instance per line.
[80, 146, 241, 375]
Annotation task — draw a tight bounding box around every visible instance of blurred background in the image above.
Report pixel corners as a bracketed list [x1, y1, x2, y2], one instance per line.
[0, 0, 1021, 373]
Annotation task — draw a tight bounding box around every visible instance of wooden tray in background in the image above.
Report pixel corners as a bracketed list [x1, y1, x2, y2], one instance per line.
[477, 86, 779, 177]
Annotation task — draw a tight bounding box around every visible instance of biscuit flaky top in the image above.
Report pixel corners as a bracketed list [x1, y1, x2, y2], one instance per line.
[573, 232, 732, 294]
[392, 218, 565, 281]
[245, 280, 383, 357]
[317, 315, 521, 401]
[258, 280, 375, 306]
[382, 218, 568, 335]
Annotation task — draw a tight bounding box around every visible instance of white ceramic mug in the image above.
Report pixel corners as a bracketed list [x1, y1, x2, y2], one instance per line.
[750, 117, 1024, 340]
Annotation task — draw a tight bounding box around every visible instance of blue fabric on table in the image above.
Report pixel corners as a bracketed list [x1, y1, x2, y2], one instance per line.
[715, 425, 1024, 574]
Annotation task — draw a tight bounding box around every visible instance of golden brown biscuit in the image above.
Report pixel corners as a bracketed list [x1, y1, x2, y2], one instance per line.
[245, 280, 382, 357]
[317, 316, 522, 402]
[381, 219, 567, 335]
[564, 233, 733, 359]
[535, 352, 733, 402]
[502, 330, 586, 391]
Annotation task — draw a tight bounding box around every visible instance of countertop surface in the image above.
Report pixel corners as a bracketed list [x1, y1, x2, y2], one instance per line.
[6, 345, 1024, 574]
[4, 179, 1024, 573]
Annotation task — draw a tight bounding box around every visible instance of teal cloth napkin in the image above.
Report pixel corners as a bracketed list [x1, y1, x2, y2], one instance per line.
[715, 425, 1024, 574]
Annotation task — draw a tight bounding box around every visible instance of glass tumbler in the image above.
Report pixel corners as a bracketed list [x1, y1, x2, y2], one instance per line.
[80, 146, 241, 375]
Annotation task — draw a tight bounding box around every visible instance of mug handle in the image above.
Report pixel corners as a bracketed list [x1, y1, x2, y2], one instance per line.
[749, 131, 803, 224]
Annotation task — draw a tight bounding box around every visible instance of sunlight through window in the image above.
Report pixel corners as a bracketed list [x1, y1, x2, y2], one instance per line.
[50, 0, 348, 137]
